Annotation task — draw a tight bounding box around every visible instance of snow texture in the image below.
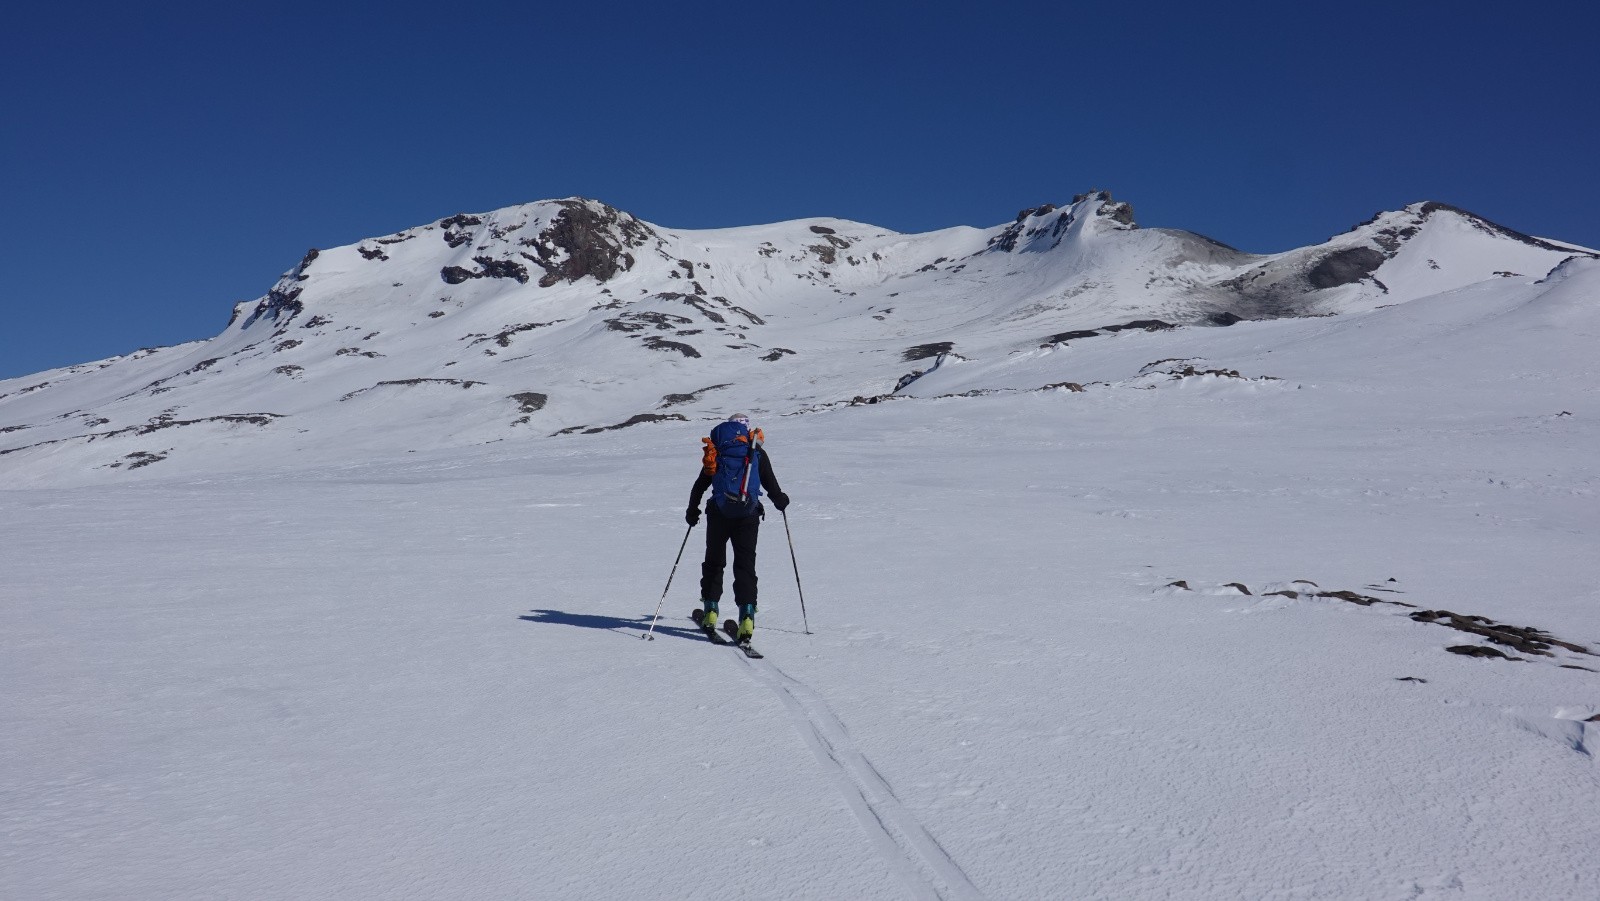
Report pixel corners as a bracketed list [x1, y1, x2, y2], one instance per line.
[3, 195, 1599, 900]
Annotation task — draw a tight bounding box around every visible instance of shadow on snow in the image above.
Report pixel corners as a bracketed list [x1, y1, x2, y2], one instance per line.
[518, 608, 704, 642]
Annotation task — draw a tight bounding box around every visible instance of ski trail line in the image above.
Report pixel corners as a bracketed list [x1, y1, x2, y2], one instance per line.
[734, 653, 987, 901]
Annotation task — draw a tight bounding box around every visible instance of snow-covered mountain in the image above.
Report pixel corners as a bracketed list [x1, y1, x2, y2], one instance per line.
[6, 193, 1600, 898]
[1, 192, 1591, 484]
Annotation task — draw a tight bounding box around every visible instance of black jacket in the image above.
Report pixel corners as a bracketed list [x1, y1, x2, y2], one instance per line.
[690, 449, 783, 518]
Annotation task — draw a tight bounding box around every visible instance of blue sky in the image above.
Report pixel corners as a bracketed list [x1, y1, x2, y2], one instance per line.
[3, 0, 1596, 379]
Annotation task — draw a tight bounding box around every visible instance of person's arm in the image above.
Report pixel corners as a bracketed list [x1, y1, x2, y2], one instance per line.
[759, 450, 788, 510]
[686, 468, 712, 524]
[689, 468, 712, 508]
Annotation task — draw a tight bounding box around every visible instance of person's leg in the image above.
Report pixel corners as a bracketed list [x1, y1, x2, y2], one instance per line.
[699, 507, 730, 628]
[729, 515, 760, 639]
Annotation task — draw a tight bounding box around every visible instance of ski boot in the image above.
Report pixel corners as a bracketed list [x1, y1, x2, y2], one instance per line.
[695, 600, 720, 634]
[691, 601, 730, 644]
[737, 604, 756, 643]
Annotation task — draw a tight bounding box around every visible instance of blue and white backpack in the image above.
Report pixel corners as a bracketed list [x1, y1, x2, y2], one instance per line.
[702, 419, 764, 517]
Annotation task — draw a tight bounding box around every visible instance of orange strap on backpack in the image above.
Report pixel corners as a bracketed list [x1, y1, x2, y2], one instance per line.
[701, 437, 717, 474]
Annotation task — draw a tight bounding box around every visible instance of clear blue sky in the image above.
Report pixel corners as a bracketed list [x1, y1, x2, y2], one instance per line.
[4, 0, 1596, 379]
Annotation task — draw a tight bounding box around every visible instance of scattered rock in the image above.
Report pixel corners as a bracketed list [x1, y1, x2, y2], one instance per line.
[340, 379, 484, 401]
[1411, 609, 1591, 656]
[1, 414, 283, 459]
[274, 340, 302, 353]
[509, 392, 548, 413]
[761, 348, 796, 362]
[1317, 590, 1392, 606]
[1043, 319, 1175, 346]
[1045, 329, 1101, 344]
[440, 256, 530, 285]
[1103, 319, 1175, 333]
[848, 394, 901, 406]
[440, 214, 482, 248]
[642, 337, 701, 358]
[1446, 645, 1522, 661]
[903, 342, 954, 362]
[123, 451, 168, 470]
[247, 284, 305, 326]
[1395, 677, 1428, 683]
[1098, 200, 1136, 226]
[469, 321, 559, 348]
[273, 365, 303, 377]
[1165, 580, 1191, 591]
[555, 413, 689, 436]
[1223, 582, 1253, 595]
[1171, 365, 1245, 380]
[440, 213, 482, 230]
[607, 311, 693, 333]
[660, 384, 731, 408]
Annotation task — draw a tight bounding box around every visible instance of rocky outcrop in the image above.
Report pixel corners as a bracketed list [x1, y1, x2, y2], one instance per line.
[1308, 247, 1386, 289]
[553, 412, 688, 436]
[509, 392, 548, 413]
[441, 256, 531, 285]
[339, 379, 485, 402]
[903, 342, 954, 362]
[519, 200, 657, 287]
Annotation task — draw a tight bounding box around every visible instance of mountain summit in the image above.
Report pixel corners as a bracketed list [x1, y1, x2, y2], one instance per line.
[1, 192, 1592, 483]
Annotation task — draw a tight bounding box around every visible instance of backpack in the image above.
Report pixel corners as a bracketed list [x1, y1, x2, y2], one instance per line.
[702, 421, 764, 517]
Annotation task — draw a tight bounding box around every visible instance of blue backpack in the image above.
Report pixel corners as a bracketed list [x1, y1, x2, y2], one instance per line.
[704, 421, 763, 517]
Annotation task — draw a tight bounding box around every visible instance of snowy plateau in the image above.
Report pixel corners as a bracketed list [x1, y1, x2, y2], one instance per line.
[3, 192, 1599, 900]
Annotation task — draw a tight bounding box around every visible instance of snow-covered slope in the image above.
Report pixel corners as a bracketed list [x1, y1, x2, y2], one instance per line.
[4, 197, 1599, 898]
[1, 193, 1591, 485]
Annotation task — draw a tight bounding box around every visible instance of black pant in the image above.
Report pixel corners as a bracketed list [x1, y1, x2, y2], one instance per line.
[701, 504, 760, 609]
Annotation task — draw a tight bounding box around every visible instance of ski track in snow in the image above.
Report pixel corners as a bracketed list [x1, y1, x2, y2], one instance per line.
[736, 653, 987, 901]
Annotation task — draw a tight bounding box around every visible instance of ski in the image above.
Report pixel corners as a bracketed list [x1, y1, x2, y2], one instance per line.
[722, 619, 764, 658]
[690, 609, 729, 645]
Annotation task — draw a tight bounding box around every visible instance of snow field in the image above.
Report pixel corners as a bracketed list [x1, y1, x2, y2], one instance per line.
[4, 256, 1599, 900]
[5, 345, 1598, 899]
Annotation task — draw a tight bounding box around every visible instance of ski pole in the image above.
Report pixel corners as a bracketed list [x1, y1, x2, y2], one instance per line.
[781, 510, 811, 634]
[643, 523, 694, 640]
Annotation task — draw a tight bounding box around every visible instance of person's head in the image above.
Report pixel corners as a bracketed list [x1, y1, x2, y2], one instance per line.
[728, 413, 750, 428]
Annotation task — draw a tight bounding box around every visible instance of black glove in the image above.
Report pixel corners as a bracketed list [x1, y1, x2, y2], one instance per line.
[770, 491, 790, 512]
[686, 505, 701, 526]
